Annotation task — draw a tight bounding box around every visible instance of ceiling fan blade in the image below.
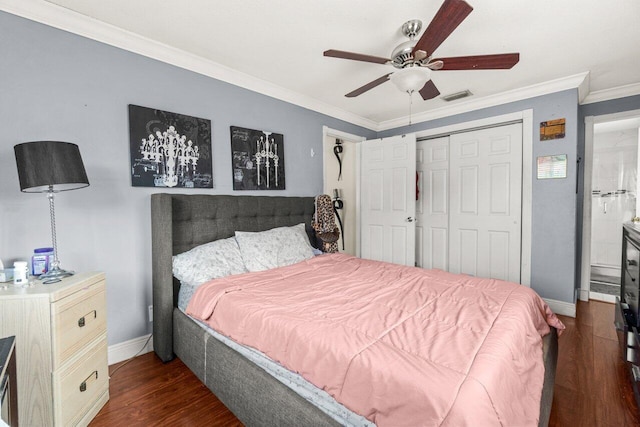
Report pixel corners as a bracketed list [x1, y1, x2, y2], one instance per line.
[413, 0, 473, 56]
[419, 80, 440, 100]
[434, 53, 520, 70]
[345, 74, 392, 97]
[324, 49, 389, 64]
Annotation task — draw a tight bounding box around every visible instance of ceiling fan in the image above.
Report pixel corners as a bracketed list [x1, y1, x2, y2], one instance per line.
[324, 0, 520, 101]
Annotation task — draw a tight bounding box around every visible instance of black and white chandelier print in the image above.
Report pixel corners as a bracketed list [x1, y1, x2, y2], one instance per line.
[255, 131, 281, 188]
[129, 105, 213, 188]
[230, 126, 285, 190]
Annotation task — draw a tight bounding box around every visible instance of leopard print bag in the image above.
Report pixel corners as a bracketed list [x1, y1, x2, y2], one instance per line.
[312, 194, 340, 253]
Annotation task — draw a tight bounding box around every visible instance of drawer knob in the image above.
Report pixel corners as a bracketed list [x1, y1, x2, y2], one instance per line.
[79, 370, 98, 392]
[78, 310, 97, 328]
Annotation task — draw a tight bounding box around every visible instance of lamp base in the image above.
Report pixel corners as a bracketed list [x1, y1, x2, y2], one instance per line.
[39, 266, 74, 284]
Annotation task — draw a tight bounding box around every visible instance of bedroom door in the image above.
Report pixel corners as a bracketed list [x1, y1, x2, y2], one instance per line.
[448, 123, 523, 282]
[360, 134, 416, 266]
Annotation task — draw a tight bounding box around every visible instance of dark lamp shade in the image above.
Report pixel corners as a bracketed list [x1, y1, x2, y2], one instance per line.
[14, 141, 90, 193]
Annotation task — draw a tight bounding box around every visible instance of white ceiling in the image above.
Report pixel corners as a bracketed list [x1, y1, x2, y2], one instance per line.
[5, 0, 640, 129]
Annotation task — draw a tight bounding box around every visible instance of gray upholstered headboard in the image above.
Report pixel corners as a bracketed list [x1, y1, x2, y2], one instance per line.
[151, 193, 317, 362]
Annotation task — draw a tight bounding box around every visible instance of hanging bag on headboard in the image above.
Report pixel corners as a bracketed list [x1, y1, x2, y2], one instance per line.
[313, 194, 340, 253]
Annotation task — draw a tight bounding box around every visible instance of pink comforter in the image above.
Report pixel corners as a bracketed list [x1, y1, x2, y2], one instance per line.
[187, 253, 564, 426]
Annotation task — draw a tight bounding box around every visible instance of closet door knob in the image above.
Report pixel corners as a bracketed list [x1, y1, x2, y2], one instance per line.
[406, 217, 414, 223]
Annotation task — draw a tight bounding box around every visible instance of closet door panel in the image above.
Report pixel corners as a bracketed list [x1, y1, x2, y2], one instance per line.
[449, 123, 522, 283]
[416, 137, 449, 269]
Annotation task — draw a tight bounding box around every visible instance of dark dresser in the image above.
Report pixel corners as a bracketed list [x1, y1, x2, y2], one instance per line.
[616, 222, 640, 408]
[0, 336, 17, 426]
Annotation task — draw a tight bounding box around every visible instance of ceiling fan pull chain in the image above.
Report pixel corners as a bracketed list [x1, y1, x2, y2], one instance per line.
[409, 92, 414, 125]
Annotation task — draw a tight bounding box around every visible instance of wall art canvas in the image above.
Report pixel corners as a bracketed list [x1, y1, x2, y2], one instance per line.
[129, 104, 213, 188]
[540, 118, 566, 141]
[230, 126, 285, 190]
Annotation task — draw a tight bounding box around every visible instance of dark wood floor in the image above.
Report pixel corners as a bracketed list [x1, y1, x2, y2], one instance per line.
[548, 300, 639, 426]
[91, 300, 639, 426]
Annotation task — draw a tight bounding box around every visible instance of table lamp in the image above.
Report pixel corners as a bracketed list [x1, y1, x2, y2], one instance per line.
[14, 141, 89, 281]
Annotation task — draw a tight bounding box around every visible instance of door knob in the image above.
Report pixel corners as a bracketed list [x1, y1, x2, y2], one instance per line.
[406, 217, 414, 222]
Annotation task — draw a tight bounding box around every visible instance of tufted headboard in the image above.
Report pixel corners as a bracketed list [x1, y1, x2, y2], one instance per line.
[151, 193, 317, 362]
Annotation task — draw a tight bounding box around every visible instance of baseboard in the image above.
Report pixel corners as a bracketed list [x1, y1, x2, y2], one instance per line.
[108, 334, 154, 365]
[589, 292, 617, 304]
[544, 298, 576, 318]
[579, 288, 590, 302]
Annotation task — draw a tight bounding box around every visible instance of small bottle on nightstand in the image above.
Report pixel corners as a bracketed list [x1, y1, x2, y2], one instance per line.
[12, 262, 28, 287]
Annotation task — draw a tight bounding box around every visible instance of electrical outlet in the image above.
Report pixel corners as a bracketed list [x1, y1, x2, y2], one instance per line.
[148, 305, 153, 322]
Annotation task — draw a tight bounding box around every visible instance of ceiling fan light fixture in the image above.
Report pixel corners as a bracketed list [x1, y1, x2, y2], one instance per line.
[390, 66, 432, 94]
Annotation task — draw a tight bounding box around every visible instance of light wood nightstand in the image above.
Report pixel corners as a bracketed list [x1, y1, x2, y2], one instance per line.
[0, 272, 109, 426]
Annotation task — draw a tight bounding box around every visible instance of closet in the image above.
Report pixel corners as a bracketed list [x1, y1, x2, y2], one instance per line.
[416, 122, 523, 283]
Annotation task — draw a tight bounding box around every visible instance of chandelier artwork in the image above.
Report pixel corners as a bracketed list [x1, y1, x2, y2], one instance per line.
[255, 131, 279, 188]
[230, 126, 286, 191]
[129, 105, 213, 188]
[139, 126, 199, 188]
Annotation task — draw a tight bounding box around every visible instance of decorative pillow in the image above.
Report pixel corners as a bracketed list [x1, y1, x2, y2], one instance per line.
[172, 236, 248, 287]
[235, 223, 315, 272]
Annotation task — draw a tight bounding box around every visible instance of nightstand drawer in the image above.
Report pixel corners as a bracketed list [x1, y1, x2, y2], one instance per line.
[616, 297, 631, 354]
[51, 280, 106, 369]
[53, 336, 108, 427]
[628, 326, 640, 365]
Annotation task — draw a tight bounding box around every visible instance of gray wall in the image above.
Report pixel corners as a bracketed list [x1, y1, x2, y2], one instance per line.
[379, 90, 580, 303]
[0, 11, 376, 346]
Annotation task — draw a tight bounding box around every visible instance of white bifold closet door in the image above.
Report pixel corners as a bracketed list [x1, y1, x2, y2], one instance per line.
[417, 123, 523, 283]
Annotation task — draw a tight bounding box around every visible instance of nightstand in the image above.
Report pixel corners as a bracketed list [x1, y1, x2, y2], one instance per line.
[0, 272, 109, 426]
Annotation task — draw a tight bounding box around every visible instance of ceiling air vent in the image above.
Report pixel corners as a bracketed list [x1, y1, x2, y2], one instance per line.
[441, 90, 472, 102]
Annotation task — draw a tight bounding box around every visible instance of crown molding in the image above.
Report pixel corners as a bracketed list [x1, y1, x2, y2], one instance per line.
[3, 2, 632, 134]
[0, 0, 379, 131]
[581, 82, 640, 105]
[378, 72, 590, 131]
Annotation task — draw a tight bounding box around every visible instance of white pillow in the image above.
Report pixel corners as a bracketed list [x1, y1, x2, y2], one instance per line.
[235, 223, 315, 272]
[172, 236, 248, 287]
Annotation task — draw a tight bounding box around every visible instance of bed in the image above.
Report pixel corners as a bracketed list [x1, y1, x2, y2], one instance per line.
[151, 193, 560, 427]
